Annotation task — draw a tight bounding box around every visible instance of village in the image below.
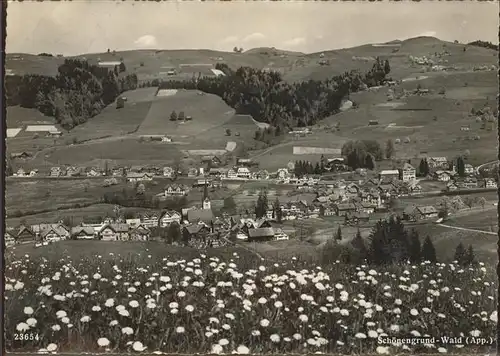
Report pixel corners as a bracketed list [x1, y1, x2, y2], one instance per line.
[6, 152, 497, 249]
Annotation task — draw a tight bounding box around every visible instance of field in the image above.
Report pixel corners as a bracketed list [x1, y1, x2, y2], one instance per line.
[5, 178, 127, 216]
[4, 241, 497, 354]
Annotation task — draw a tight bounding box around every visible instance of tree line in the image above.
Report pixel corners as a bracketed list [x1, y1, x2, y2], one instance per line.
[341, 140, 384, 170]
[139, 58, 391, 131]
[102, 187, 188, 211]
[5, 59, 138, 130]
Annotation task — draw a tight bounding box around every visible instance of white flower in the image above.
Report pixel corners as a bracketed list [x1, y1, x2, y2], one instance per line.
[56, 310, 67, 319]
[236, 345, 250, 354]
[109, 320, 119, 326]
[122, 327, 134, 335]
[176, 326, 185, 334]
[185, 305, 194, 312]
[23, 307, 34, 315]
[437, 347, 447, 353]
[376, 346, 390, 354]
[132, 341, 147, 352]
[129, 300, 139, 308]
[293, 333, 302, 340]
[260, 319, 270, 327]
[211, 344, 223, 354]
[368, 330, 378, 338]
[251, 330, 261, 336]
[61, 317, 70, 324]
[46, 343, 58, 352]
[80, 315, 91, 323]
[218, 338, 229, 346]
[410, 309, 419, 316]
[51, 324, 61, 331]
[490, 311, 498, 322]
[26, 318, 37, 327]
[16, 322, 29, 332]
[469, 330, 481, 337]
[105, 299, 115, 307]
[355, 333, 367, 339]
[270, 334, 280, 343]
[119, 309, 130, 317]
[97, 338, 110, 347]
[299, 314, 309, 323]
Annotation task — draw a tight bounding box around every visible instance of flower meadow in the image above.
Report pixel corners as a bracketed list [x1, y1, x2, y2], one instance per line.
[4, 248, 498, 355]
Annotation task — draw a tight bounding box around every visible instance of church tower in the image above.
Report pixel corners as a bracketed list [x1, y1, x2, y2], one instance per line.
[202, 182, 211, 210]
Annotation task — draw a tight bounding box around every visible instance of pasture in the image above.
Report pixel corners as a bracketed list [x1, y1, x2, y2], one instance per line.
[137, 90, 235, 137]
[5, 178, 127, 216]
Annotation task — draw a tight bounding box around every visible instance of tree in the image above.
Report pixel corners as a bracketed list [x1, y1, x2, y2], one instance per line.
[273, 197, 283, 223]
[464, 245, 476, 266]
[178, 111, 185, 121]
[136, 183, 146, 195]
[368, 216, 410, 264]
[385, 139, 394, 159]
[351, 228, 368, 259]
[254, 190, 269, 219]
[408, 228, 421, 263]
[225, 129, 232, 136]
[477, 197, 486, 209]
[456, 156, 465, 177]
[364, 154, 375, 170]
[167, 222, 181, 244]
[384, 59, 391, 75]
[421, 236, 437, 263]
[453, 242, 466, 264]
[170, 110, 178, 121]
[119, 61, 126, 73]
[335, 226, 342, 241]
[223, 196, 237, 214]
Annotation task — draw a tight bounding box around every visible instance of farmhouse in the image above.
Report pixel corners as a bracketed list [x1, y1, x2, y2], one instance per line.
[99, 224, 130, 241]
[50, 167, 63, 177]
[66, 166, 81, 177]
[39, 224, 70, 241]
[164, 184, 189, 197]
[188, 168, 199, 178]
[446, 181, 460, 191]
[428, 157, 449, 169]
[379, 170, 399, 181]
[460, 125, 470, 131]
[5, 231, 16, 247]
[126, 172, 154, 182]
[415, 206, 438, 220]
[7, 128, 22, 138]
[456, 178, 478, 189]
[484, 178, 497, 189]
[226, 168, 238, 179]
[141, 213, 160, 228]
[160, 211, 182, 227]
[87, 167, 101, 177]
[399, 163, 416, 182]
[130, 225, 151, 241]
[236, 167, 251, 179]
[125, 218, 142, 228]
[112, 168, 125, 177]
[464, 164, 475, 175]
[433, 170, 452, 182]
[29, 169, 39, 177]
[183, 224, 210, 242]
[187, 209, 214, 225]
[11, 151, 32, 159]
[71, 226, 95, 240]
[15, 168, 26, 177]
[201, 156, 222, 166]
[17, 226, 36, 242]
[334, 203, 357, 216]
[247, 228, 275, 242]
[209, 168, 229, 179]
[254, 170, 270, 180]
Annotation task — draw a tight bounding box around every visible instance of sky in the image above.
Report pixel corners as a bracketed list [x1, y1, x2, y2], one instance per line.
[6, 1, 499, 55]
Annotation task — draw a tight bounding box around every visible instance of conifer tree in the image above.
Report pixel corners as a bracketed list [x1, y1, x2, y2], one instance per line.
[409, 228, 421, 263]
[454, 242, 466, 264]
[421, 236, 437, 263]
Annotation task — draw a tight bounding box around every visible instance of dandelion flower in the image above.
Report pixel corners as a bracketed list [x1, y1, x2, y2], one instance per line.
[355, 333, 367, 339]
[236, 345, 250, 354]
[97, 338, 110, 347]
[270, 334, 280, 343]
[46, 343, 58, 352]
[122, 327, 134, 335]
[260, 319, 270, 327]
[26, 318, 37, 327]
[185, 305, 194, 312]
[129, 300, 139, 308]
[211, 344, 223, 354]
[16, 322, 29, 332]
[218, 338, 229, 346]
[376, 346, 390, 354]
[176, 326, 185, 334]
[23, 307, 34, 315]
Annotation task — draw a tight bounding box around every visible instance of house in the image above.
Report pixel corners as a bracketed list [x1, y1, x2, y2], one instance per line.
[428, 157, 449, 169]
[226, 167, 238, 179]
[161, 136, 172, 142]
[236, 167, 251, 179]
[66, 166, 80, 177]
[484, 178, 497, 189]
[99, 224, 130, 241]
[357, 202, 376, 214]
[112, 168, 125, 177]
[71, 226, 95, 240]
[15, 168, 26, 177]
[233, 227, 249, 241]
[464, 164, 475, 175]
[141, 213, 159, 228]
[5, 231, 16, 247]
[273, 228, 289, 241]
[402, 206, 418, 221]
[86, 167, 101, 177]
[50, 167, 62, 177]
[347, 213, 370, 224]
[130, 225, 151, 241]
[446, 181, 460, 191]
[407, 181, 423, 194]
[434, 170, 452, 182]
[163, 166, 175, 178]
[126, 172, 154, 182]
[17, 226, 36, 242]
[202, 156, 222, 166]
[29, 169, 39, 177]
[40, 224, 70, 241]
[11, 151, 32, 159]
[165, 184, 189, 197]
[458, 178, 478, 189]
[193, 178, 212, 187]
[188, 168, 199, 178]
[415, 206, 438, 220]
[399, 163, 416, 182]
[183, 224, 211, 242]
[379, 170, 400, 181]
[209, 168, 229, 179]
[125, 218, 142, 228]
[187, 209, 214, 225]
[334, 203, 357, 216]
[159, 211, 182, 227]
[247, 228, 275, 242]
[277, 168, 291, 180]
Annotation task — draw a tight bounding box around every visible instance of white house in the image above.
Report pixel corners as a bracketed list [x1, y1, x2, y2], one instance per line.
[165, 184, 189, 197]
[434, 170, 452, 182]
[126, 172, 154, 183]
[464, 164, 475, 175]
[71, 227, 96, 240]
[159, 211, 182, 227]
[99, 224, 130, 241]
[125, 218, 142, 228]
[274, 228, 289, 241]
[236, 167, 251, 179]
[484, 178, 497, 189]
[227, 168, 238, 179]
[163, 166, 174, 178]
[277, 168, 291, 180]
[141, 213, 159, 228]
[399, 163, 416, 182]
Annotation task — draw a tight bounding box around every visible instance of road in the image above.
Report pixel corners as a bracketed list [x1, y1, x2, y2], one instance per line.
[476, 160, 498, 175]
[437, 223, 497, 236]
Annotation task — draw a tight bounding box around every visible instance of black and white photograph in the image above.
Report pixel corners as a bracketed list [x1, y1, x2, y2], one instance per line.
[3, 1, 499, 354]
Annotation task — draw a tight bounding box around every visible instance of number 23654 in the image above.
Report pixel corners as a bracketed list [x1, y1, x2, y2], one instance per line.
[14, 333, 40, 341]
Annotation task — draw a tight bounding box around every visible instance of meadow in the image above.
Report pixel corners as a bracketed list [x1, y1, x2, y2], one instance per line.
[4, 242, 497, 354]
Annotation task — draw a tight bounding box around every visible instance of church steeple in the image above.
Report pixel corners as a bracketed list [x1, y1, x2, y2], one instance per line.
[202, 182, 211, 210]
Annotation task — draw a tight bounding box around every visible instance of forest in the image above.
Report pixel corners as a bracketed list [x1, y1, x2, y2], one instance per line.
[5, 59, 138, 130]
[141, 58, 391, 130]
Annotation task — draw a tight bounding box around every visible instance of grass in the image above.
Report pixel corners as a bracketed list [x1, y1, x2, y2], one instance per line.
[5, 178, 127, 216]
[137, 90, 235, 137]
[4, 241, 497, 354]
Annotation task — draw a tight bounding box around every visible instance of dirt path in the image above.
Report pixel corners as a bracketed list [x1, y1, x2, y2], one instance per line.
[437, 223, 497, 236]
[250, 141, 295, 160]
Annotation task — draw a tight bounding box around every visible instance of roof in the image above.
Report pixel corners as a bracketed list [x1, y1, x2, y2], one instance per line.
[184, 224, 209, 235]
[127, 172, 152, 178]
[416, 206, 438, 214]
[101, 224, 130, 233]
[40, 224, 69, 238]
[210, 168, 229, 173]
[380, 170, 399, 175]
[248, 228, 275, 238]
[237, 167, 250, 173]
[187, 209, 214, 223]
[402, 163, 415, 170]
[165, 184, 188, 190]
[429, 157, 448, 162]
[337, 203, 356, 210]
[25, 125, 59, 132]
[71, 227, 95, 235]
[7, 128, 22, 138]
